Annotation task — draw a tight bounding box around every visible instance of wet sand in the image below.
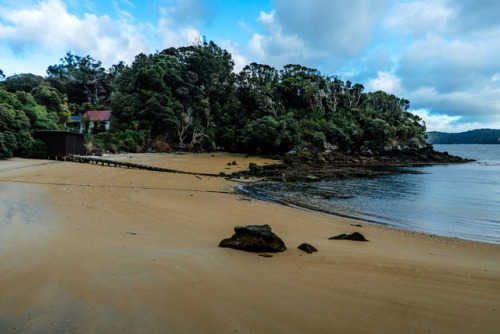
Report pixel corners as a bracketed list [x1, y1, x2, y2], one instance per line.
[0, 154, 499, 333]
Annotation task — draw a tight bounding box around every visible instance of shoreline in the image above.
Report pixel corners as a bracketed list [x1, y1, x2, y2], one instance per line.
[236, 181, 500, 245]
[1, 154, 499, 333]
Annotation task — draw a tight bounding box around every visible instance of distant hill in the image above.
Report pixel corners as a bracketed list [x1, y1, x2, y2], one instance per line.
[427, 129, 500, 144]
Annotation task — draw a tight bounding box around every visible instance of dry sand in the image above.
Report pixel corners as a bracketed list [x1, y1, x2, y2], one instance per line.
[0, 153, 499, 333]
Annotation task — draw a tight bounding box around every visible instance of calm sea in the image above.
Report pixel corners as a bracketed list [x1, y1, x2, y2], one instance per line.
[242, 144, 500, 244]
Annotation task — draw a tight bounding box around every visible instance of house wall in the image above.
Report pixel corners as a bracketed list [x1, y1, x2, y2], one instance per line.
[66, 121, 81, 131]
[81, 120, 110, 133]
[65, 133, 85, 155]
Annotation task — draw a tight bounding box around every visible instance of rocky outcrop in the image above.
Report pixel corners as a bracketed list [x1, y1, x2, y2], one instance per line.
[230, 146, 474, 183]
[219, 225, 287, 253]
[329, 232, 368, 241]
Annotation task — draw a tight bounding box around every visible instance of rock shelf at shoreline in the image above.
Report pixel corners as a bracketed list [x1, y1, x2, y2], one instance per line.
[232, 146, 473, 182]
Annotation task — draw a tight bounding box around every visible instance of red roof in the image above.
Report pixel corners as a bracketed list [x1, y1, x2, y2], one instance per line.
[82, 110, 112, 121]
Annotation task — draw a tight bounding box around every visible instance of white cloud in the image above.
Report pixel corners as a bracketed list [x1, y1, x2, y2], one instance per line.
[365, 71, 403, 95]
[397, 36, 500, 93]
[238, 21, 254, 35]
[157, 7, 202, 48]
[366, 72, 500, 131]
[245, 1, 391, 70]
[119, 10, 132, 18]
[380, 0, 500, 130]
[411, 108, 500, 132]
[220, 40, 248, 73]
[247, 10, 312, 68]
[411, 108, 462, 132]
[248, 34, 267, 60]
[0, 0, 147, 71]
[450, 0, 500, 34]
[121, 0, 135, 8]
[357, 0, 500, 131]
[164, 0, 216, 28]
[409, 85, 500, 120]
[273, 0, 389, 57]
[384, 0, 453, 37]
[258, 10, 274, 25]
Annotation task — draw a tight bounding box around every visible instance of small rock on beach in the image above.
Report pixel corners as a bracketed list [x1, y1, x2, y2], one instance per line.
[219, 224, 287, 253]
[298, 243, 318, 254]
[329, 232, 368, 241]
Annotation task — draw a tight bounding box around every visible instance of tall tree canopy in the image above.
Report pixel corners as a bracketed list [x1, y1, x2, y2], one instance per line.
[1, 41, 428, 157]
[47, 51, 116, 106]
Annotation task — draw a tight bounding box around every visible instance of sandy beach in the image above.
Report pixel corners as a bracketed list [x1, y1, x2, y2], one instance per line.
[0, 153, 499, 333]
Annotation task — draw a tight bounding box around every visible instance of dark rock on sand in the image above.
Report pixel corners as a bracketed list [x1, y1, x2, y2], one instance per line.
[298, 243, 318, 254]
[329, 232, 368, 241]
[219, 224, 287, 253]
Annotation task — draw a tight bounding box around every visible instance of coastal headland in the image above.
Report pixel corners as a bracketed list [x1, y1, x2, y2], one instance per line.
[0, 153, 499, 333]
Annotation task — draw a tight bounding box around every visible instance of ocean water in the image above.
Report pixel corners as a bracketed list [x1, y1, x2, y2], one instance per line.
[242, 144, 500, 244]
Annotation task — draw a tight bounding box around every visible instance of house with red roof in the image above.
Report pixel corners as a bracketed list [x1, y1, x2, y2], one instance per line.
[81, 110, 113, 132]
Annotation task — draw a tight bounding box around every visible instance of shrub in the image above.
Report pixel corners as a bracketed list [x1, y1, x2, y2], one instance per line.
[26, 139, 48, 159]
[151, 136, 172, 152]
[311, 131, 326, 148]
[107, 143, 118, 153]
[408, 137, 422, 148]
[0, 131, 16, 158]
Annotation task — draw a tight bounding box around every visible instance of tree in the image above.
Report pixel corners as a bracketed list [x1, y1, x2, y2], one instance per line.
[112, 41, 237, 150]
[0, 131, 17, 158]
[176, 108, 193, 148]
[2, 73, 44, 93]
[324, 76, 344, 114]
[112, 52, 182, 138]
[346, 82, 364, 109]
[102, 43, 431, 154]
[47, 51, 113, 105]
[278, 64, 328, 120]
[163, 40, 236, 143]
[108, 61, 127, 82]
[237, 63, 282, 120]
[0, 89, 34, 158]
[30, 84, 66, 122]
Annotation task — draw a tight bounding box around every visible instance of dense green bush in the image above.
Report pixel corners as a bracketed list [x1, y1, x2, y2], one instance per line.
[88, 129, 150, 153]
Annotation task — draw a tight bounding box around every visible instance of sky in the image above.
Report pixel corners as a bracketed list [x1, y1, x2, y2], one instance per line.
[1, 0, 500, 132]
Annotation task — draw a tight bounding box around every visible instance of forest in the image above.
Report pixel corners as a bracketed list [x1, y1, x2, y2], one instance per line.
[0, 40, 428, 159]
